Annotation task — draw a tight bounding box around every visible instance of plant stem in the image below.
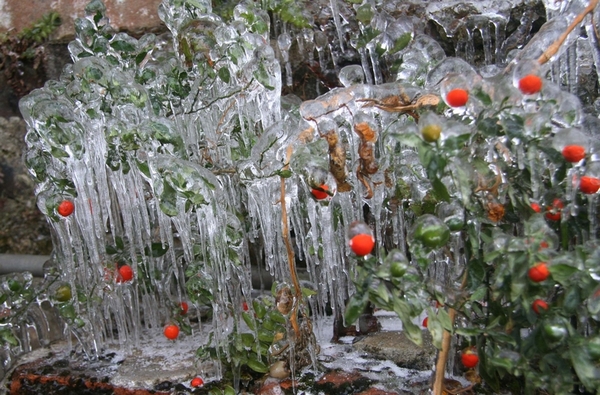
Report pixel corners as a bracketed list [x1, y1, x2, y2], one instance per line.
[280, 145, 301, 338]
[537, 0, 599, 64]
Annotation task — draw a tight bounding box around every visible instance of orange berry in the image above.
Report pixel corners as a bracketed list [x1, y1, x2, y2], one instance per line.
[116, 265, 133, 283]
[446, 89, 469, 107]
[528, 262, 550, 282]
[57, 200, 75, 217]
[191, 377, 204, 387]
[580, 176, 600, 194]
[562, 145, 586, 163]
[349, 234, 375, 256]
[532, 299, 549, 315]
[164, 324, 180, 340]
[311, 184, 329, 200]
[518, 74, 543, 95]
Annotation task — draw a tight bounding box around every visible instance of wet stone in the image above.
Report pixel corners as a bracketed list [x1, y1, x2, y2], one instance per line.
[352, 331, 436, 371]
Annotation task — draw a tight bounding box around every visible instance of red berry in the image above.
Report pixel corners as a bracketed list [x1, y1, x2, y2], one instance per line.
[349, 234, 375, 256]
[311, 184, 329, 200]
[562, 145, 586, 163]
[461, 350, 479, 368]
[422, 317, 428, 328]
[532, 299, 549, 314]
[164, 324, 180, 340]
[545, 198, 563, 221]
[242, 301, 249, 311]
[580, 176, 600, 194]
[180, 302, 188, 315]
[539, 241, 549, 249]
[446, 89, 469, 107]
[528, 262, 550, 282]
[57, 200, 75, 217]
[116, 265, 133, 283]
[190, 377, 204, 387]
[518, 74, 543, 95]
[530, 202, 541, 213]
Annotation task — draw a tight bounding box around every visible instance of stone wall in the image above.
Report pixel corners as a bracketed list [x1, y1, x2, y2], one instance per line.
[1, 0, 164, 42]
[0, 117, 52, 254]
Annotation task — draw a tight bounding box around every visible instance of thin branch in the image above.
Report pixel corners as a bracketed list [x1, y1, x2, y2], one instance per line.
[538, 0, 599, 64]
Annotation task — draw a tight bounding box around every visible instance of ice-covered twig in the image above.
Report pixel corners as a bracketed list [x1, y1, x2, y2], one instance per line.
[537, 0, 599, 64]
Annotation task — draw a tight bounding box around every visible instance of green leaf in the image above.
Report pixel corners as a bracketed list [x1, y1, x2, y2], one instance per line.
[473, 88, 492, 106]
[218, 67, 231, 83]
[569, 337, 600, 391]
[224, 386, 236, 395]
[144, 242, 169, 257]
[344, 294, 368, 325]
[431, 177, 450, 202]
[110, 40, 136, 53]
[252, 299, 267, 319]
[242, 312, 255, 330]
[254, 63, 274, 90]
[437, 308, 453, 331]
[247, 357, 269, 373]
[390, 32, 412, 53]
[301, 287, 316, 297]
[548, 264, 578, 285]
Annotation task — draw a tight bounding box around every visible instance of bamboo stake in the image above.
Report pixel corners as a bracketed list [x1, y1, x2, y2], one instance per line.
[537, 0, 599, 64]
[432, 308, 457, 395]
[280, 145, 302, 338]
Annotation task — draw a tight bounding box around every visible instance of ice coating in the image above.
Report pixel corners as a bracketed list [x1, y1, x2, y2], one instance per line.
[14, 0, 600, 386]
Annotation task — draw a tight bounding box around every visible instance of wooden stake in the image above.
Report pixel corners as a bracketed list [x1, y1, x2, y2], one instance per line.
[280, 145, 302, 338]
[432, 307, 457, 395]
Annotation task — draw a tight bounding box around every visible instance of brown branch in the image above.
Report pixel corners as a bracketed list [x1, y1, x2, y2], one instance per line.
[280, 145, 301, 338]
[537, 0, 599, 64]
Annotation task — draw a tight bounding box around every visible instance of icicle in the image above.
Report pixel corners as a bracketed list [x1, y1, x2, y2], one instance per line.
[329, 0, 345, 53]
[278, 33, 293, 88]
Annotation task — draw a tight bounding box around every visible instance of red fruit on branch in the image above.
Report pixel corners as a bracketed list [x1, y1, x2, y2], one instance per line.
[532, 299, 549, 315]
[545, 198, 564, 221]
[180, 302, 188, 315]
[562, 145, 586, 163]
[528, 262, 550, 282]
[58, 200, 75, 217]
[446, 89, 469, 107]
[116, 265, 133, 283]
[530, 202, 541, 213]
[580, 176, 600, 194]
[164, 324, 180, 340]
[191, 377, 204, 387]
[518, 74, 543, 95]
[311, 184, 329, 200]
[422, 317, 428, 328]
[461, 349, 479, 368]
[349, 234, 375, 256]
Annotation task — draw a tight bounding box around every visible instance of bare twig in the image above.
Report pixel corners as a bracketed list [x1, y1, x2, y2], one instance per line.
[537, 0, 599, 64]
